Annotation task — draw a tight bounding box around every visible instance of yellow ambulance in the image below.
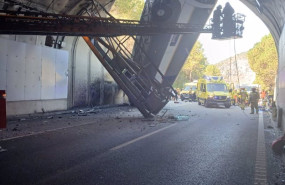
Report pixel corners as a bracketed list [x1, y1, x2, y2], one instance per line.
[180, 81, 197, 101]
[197, 76, 231, 108]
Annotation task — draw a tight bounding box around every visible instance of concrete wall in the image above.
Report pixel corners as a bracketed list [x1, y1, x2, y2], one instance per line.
[7, 99, 67, 115]
[277, 25, 285, 130]
[69, 37, 128, 108]
[0, 35, 128, 116]
[0, 36, 69, 115]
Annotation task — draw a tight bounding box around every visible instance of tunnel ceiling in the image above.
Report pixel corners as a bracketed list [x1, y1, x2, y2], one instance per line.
[0, 0, 284, 44]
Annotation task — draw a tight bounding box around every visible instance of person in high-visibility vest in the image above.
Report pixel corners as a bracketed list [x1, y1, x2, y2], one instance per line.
[260, 89, 266, 100]
[233, 89, 238, 105]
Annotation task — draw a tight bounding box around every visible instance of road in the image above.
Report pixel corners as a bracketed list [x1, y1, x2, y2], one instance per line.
[0, 101, 283, 185]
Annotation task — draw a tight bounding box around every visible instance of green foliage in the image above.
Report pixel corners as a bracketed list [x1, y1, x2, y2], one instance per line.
[247, 34, 278, 89]
[174, 41, 207, 88]
[182, 42, 208, 80]
[173, 71, 188, 89]
[204, 65, 221, 76]
[110, 0, 145, 20]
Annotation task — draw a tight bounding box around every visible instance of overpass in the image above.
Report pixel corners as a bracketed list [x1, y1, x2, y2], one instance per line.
[0, 0, 284, 127]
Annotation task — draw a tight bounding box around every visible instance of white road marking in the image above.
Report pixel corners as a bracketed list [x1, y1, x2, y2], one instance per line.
[254, 111, 268, 185]
[1, 121, 97, 141]
[110, 123, 177, 151]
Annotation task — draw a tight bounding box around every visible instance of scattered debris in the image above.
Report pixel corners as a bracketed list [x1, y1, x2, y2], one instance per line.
[47, 116, 54, 119]
[149, 124, 156, 127]
[267, 125, 274, 129]
[167, 115, 175, 120]
[86, 109, 98, 114]
[174, 101, 179, 103]
[78, 110, 87, 116]
[175, 115, 190, 121]
[115, 116, 121, 119]
[18, 118, 26, 121]
[12, 127, 19, 131]
[0, 146, 7, 153]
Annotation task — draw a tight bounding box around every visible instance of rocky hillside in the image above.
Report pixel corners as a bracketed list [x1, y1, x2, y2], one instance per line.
[215, 52, 256, 86]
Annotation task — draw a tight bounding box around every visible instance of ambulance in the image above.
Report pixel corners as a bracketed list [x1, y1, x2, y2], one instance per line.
[197, 76, 231, 108]
[180, 81, 198, 101]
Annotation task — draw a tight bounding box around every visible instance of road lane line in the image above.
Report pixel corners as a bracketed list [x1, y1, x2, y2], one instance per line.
[1, 121, 98, 141]
[110, 123, 177, 151]
[254, 111, 268, 185]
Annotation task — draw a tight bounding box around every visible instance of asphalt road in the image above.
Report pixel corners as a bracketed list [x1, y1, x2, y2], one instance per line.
[0, 101, 276, 185]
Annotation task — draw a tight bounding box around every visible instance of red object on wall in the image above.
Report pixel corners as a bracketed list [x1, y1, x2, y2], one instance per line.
[0, 90, 7, 129]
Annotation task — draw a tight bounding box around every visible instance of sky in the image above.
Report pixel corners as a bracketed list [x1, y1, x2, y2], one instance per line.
[198, 0, 270, 64]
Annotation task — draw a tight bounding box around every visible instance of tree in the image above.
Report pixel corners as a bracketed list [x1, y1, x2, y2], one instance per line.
[109, 0, 145, 53]
[173, 41, 207, 88]
[247, 34, 278, 89]
[204, 65, 221, 76]
[173, 72, 188, 89]
[110, 0, 145, 20]
[182, 42, 208, 81]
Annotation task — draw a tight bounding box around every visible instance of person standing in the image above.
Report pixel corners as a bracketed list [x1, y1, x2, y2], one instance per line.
[249, 87, 260, 114]
[212, 5, 223, 38]
[239, 88, 248, 110]
[222, 2, 235, 37]
[260, 89, 266, 100]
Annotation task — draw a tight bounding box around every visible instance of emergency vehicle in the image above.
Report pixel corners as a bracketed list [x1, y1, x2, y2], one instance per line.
[180, 81, 197, 101]
[197, 76, 231, 108]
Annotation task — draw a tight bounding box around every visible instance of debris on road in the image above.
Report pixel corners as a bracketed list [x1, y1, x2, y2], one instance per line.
[167, 115, 175, 120]
[0, 146, 7, 153]
[78, 110, 88, 116]
[12, 127, 19, 131]
[176, 115, 190, 121]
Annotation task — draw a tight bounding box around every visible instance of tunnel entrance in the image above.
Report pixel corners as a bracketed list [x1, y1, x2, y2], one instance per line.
[0, 0, 283, 121]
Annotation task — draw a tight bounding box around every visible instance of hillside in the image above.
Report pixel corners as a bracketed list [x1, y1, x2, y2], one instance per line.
[215, 52, 256, 86]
